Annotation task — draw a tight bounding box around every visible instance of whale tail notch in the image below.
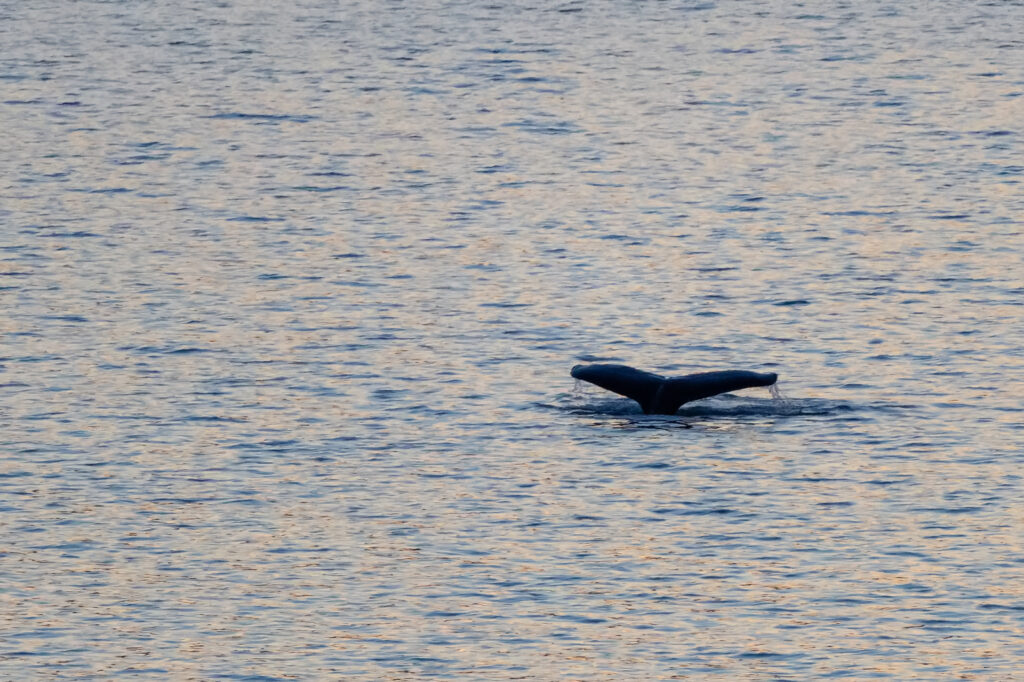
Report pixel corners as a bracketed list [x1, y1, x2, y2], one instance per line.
[571, 363, 778, 415]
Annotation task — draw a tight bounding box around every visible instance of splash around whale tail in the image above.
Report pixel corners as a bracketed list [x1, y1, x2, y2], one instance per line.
[571, 363, 778, 415]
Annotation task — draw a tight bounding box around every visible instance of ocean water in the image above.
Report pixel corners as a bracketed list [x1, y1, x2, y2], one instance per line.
[3, 0, 1024, 678]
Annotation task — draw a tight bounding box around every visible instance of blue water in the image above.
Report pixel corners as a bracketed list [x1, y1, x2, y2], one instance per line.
[3, 0, 1024, 678]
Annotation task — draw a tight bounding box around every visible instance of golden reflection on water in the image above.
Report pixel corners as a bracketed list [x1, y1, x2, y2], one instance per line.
[5, 1, 1024, 679]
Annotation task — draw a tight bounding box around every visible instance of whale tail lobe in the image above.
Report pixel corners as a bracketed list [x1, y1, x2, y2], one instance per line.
[571, 364, 667, 413]
[571, 363, 778, 415]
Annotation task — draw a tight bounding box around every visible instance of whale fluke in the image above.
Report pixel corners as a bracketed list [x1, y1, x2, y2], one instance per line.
[571, 363, 778, 415]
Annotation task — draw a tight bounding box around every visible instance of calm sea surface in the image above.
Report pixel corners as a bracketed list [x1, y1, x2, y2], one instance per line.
[3, 1, 1024, 679]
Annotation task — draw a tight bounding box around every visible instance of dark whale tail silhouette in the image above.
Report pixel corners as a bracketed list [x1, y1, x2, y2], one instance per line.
[571, 363, 778, 415]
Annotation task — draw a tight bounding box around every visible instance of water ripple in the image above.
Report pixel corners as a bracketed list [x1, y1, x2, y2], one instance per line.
[3, 0, 1024, 678]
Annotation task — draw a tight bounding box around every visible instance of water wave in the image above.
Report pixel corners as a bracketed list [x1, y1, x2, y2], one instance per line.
[557, 392, 861, 419]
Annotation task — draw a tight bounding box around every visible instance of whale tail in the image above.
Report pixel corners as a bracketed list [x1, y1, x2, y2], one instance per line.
[571, 363, 778, 415]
